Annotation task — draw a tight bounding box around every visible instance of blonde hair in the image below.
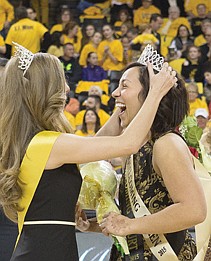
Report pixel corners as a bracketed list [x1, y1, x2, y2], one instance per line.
[0, 53, 73, 222]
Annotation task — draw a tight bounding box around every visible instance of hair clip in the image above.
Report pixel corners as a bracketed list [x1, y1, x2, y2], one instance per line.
[12, 42, 34, 76]
[137, 44, 164, 72]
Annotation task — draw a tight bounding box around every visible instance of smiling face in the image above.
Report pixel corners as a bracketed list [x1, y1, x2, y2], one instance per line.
[112, 67, 144, 129]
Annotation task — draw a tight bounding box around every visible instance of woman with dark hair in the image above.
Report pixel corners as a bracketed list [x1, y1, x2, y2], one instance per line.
[168, 24, 193, 59]
[81, 24, 96, 48]
[61, 21, 82, 56]
[181, 44, 204, 83]
[75, 108, 100, 137]
[76, 61, 207, 260]
[82, 52, 107, 82]
[0, 42, 177, 261]
[47, 31, 63, 57]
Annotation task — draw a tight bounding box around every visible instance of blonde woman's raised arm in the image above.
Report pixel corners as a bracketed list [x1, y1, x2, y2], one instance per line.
[47, 63, 177, 168]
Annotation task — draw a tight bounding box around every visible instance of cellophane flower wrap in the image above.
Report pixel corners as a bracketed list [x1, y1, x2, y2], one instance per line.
[79, 161, 129, 255]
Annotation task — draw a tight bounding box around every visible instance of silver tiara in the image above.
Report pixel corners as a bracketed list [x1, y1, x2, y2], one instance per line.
[13, 42, 34, 76]
[137, 44, 164, 71]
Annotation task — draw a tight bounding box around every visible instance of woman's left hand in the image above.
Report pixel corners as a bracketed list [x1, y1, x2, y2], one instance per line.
[100, 212, 132, 237]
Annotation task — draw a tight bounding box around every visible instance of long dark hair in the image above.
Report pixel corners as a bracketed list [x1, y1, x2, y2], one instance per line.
[124, 62, 189, 140]
[81, 109, 101, 134]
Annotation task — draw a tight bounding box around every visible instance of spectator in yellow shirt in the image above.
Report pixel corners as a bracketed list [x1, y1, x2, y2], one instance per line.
[159, 6, 191, 38]
[79, 31, 102, 67]
[0, 0, 14, 37]
[97, 24, 124, 71]
[133, 0, 160, 28]
[5, 6, 49, 57]
[131, 24, 159, 51]
[75, 108, 101, 137]
[194, 19, 211, 47]
[61, 21, 82, 57]
[75, 95, 110, 130]
[185, 0, 211, 19]
[187, 82, 208, 116]
[81, 24, 96, 48]
[50, 8, 72, 34]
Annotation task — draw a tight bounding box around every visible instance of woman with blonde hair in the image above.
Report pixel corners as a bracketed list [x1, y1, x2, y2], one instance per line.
[0, 42, 176, 260]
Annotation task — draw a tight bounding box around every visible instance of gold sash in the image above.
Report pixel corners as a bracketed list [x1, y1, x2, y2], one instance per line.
[16, 131, 61, 247]
[125, 155, 211, 261]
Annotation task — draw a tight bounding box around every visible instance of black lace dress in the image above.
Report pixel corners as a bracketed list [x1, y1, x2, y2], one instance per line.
[11, 164, 82, 261]
[110, 140, 197, 261]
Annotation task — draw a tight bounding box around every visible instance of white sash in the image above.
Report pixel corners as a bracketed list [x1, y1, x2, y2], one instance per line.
[125, 155, 211, 261]
[125, 155, 179, 260]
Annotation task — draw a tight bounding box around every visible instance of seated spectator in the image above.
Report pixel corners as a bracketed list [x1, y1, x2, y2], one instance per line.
[159, 6, 191, 39]
[181, 45, 204, 83]
[118, 20, 133, 37]
[82, 52, 107, 81]
[203, 62, 211, 109]
[195, 108, 209, 131]
[133, 0, 160, 28]
[194, 19, 211, 47]
[191, 4, 209, 37]
[81, 24, 96, 47]
[200, 26, 211, 63]
[168, 24, 193, 60]
[127, 27, 145, 61]
[97, 24, 124, 72]
[88, 85, 110, 112]
[121, 35, 132, 66]
[47, 31, 64, 57]
[61, 21, 82, 56]
[79, 31, 102, 67]
[150, 13, 163, 54]
[110, 0, 133, 25]
[185, 0, 211, 19]
[186, 82, 208, 116]
[114, 9, 131, 36]
[75, 95, 110, 130]
[58, 43, 82, 92]
[50, 8, 73, 34]
[75, 108, 101, 136]
[131, 23, 159, 51]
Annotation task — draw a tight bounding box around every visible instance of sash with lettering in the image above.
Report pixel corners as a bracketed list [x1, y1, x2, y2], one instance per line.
[125, 155, 211, 261]
[15, 131, 62, 247]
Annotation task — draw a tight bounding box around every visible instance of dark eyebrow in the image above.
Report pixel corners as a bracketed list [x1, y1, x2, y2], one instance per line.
[121, 79, 132, 84]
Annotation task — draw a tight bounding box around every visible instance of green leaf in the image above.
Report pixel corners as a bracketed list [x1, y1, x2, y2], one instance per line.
[186, 126, 203, 147]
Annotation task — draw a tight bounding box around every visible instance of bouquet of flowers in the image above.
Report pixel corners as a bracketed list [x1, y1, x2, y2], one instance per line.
[78, 160, 129, 256]
[179, 115, 203, 161]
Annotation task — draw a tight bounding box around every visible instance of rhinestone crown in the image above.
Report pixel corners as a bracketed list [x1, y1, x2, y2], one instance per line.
[13, 42, 34, 76]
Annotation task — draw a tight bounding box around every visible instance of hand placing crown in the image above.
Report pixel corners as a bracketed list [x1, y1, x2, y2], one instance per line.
[137, 44, 164, 72]
[13, 42, 34, 76]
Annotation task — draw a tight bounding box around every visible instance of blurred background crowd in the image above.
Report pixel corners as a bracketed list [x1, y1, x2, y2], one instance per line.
[0, 0, 211, 138]
[1, 1, 211, 260]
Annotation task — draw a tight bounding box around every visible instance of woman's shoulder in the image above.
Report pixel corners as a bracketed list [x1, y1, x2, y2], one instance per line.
[153, 132, 192, 165]
[153, 132, 188, 154]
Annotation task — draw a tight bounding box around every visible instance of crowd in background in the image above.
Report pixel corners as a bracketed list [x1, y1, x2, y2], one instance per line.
[0, 1, 211, 260]
[0, 0, 211, 139]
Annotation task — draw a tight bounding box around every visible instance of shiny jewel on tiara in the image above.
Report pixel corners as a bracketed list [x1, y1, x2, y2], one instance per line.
[137, 44, 164, 72]
[12, 41, 34, 76]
